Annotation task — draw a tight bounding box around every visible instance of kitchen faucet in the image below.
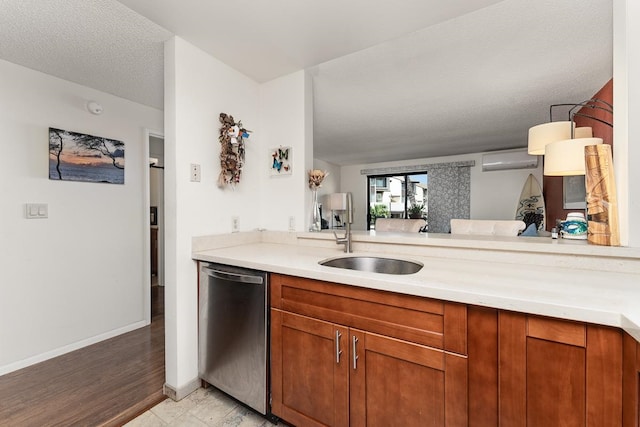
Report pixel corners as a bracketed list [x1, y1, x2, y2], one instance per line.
[333, 192, 353, 253]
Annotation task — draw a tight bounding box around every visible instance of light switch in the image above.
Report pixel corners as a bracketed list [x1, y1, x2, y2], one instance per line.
[26, 203, 48, 219]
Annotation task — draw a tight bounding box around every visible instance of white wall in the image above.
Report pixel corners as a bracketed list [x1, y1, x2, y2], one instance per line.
[314, 158, 341, 195]
[164, 36, 260, 391]
[614, 0, 640, 247]
[0, 59, 163, 374]
[340, 150, 543, 230]
[164, 37, 314, 392]
[259, 71, 314, 231]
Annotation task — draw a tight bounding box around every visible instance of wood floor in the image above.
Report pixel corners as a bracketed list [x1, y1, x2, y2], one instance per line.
[0, 287, 165, 427]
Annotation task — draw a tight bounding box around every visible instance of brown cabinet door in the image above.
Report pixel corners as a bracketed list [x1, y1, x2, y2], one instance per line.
[271, 309, 349, 427]
[349, 329, 467, 427]
[499, 312, 622, 427]
[623, 333, 640, 427]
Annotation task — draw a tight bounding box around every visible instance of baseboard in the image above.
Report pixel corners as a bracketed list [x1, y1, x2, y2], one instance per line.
[0, 320, 149, 376]
[163, 377, 200, 401]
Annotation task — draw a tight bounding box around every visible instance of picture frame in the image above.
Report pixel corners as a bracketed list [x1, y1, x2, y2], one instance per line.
[270, 146, 292, 176]
[563, 175, 587, 209]
[49, 127, 125, 184]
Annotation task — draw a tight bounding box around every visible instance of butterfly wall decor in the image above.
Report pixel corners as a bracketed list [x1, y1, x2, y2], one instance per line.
[270, 146, 292, 175]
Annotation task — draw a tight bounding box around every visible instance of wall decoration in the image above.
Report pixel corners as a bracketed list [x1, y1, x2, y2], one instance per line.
[270, 146, 292, 175]
[49, 127, 125, 184]
[218, 113, 251, 187]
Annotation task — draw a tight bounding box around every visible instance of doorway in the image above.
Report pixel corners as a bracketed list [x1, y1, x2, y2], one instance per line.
[148, 133, 165, 320]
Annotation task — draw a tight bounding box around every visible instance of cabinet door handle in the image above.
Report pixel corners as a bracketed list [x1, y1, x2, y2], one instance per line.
[335, 330, 342, 364]
[352, 335, 359, 370]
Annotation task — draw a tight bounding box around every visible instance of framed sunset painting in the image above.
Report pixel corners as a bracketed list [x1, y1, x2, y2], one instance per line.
[49, 127, 125, 184]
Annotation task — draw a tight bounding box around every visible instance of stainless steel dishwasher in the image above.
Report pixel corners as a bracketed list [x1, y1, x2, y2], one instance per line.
[199, 262, 269, 415]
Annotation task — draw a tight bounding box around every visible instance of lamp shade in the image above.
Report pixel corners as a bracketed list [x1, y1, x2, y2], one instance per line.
[328, 193, 348, 211]
[574, 127, 593, 138]
[543, 137, 603, 176]
[528, 121, 574, 155]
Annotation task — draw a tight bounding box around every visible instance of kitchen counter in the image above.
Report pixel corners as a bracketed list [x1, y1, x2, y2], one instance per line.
[192, 230, 640, 342]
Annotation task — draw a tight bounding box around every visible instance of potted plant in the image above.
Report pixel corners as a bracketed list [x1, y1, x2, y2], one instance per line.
[408, 203, 425, 219]
[370, 204, 389, 228]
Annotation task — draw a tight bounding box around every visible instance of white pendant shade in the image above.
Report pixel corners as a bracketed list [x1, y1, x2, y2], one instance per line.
[543, 138, 603, 176]
[574, 127, 593, 138]
[528, 121, 574, 155]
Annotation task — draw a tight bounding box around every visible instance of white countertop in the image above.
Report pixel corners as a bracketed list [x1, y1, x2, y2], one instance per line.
[192, 231, 640, 342]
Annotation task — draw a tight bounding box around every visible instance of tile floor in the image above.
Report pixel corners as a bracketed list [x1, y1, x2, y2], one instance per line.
[124, 387, 273, 427]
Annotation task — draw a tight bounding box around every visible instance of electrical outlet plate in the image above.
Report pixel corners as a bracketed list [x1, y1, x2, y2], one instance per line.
[288, 216, 295, 232]
[232, 216, 240, 233]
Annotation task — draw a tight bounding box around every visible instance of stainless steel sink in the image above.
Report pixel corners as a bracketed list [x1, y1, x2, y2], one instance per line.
[319, 256, 423, 275]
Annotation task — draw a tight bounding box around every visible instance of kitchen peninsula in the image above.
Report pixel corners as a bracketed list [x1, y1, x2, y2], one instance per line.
[193, 230, 640, 426]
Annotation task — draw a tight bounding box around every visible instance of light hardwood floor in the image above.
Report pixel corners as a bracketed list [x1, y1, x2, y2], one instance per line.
[0, 287, 165, 426]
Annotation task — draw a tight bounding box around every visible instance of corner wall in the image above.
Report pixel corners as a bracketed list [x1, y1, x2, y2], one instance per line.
[164, 37, 314, 392]
[164, 37, 261, 390]
[0, 59, 163, 374]
[614, 0, 640, 247]
[259, 71, 313, 231]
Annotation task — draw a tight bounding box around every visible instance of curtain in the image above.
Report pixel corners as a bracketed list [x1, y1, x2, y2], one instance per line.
[427, 165, 471, 233]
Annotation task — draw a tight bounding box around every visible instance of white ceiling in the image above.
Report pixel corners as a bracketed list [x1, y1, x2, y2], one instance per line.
[0, 0, 612, 166]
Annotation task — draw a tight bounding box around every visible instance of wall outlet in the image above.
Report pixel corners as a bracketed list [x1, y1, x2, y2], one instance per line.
[232, 216, 240, 233]
[190, 163, 201, 182]
[288, 216, 295, 232]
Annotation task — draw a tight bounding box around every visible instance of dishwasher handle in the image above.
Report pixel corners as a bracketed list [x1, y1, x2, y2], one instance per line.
[203, 267, 264, 285]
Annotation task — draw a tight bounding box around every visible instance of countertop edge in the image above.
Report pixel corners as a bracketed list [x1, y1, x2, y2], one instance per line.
[192, 238, 640, 343]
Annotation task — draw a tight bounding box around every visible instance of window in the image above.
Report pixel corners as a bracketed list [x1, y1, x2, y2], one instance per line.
[367, 172, 428, 230]
[362, 160, 473, 233]
[374, 177, 388, 189]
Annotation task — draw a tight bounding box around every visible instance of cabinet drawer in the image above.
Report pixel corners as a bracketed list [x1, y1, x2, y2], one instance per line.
[270, 273, 466, 353]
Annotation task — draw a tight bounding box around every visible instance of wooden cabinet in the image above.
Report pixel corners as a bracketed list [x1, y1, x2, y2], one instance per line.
[270, 274, 467, 427]
[623, 332, 640, 427]
[498, 311, 622, 427]
[269, 273, 633, 426]
[349, 329, 467, 427]
[271, 310, 348, 427]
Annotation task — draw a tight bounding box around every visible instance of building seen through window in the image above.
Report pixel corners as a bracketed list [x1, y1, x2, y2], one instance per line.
[367, 173, 428, 230]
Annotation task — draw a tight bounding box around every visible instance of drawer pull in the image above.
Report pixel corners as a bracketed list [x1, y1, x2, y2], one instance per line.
[335, 330, 342, 364]
[352, 335, 359, 370]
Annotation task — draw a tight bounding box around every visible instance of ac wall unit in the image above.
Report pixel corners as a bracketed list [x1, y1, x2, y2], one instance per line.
[481, 149, 539, 172]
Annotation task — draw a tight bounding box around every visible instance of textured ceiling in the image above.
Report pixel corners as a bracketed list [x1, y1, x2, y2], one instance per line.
[0, 0, 612, 165]
[0, 0, 171, 109]
[312, 0, 613, 165]
[116, 0, 504, 83]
